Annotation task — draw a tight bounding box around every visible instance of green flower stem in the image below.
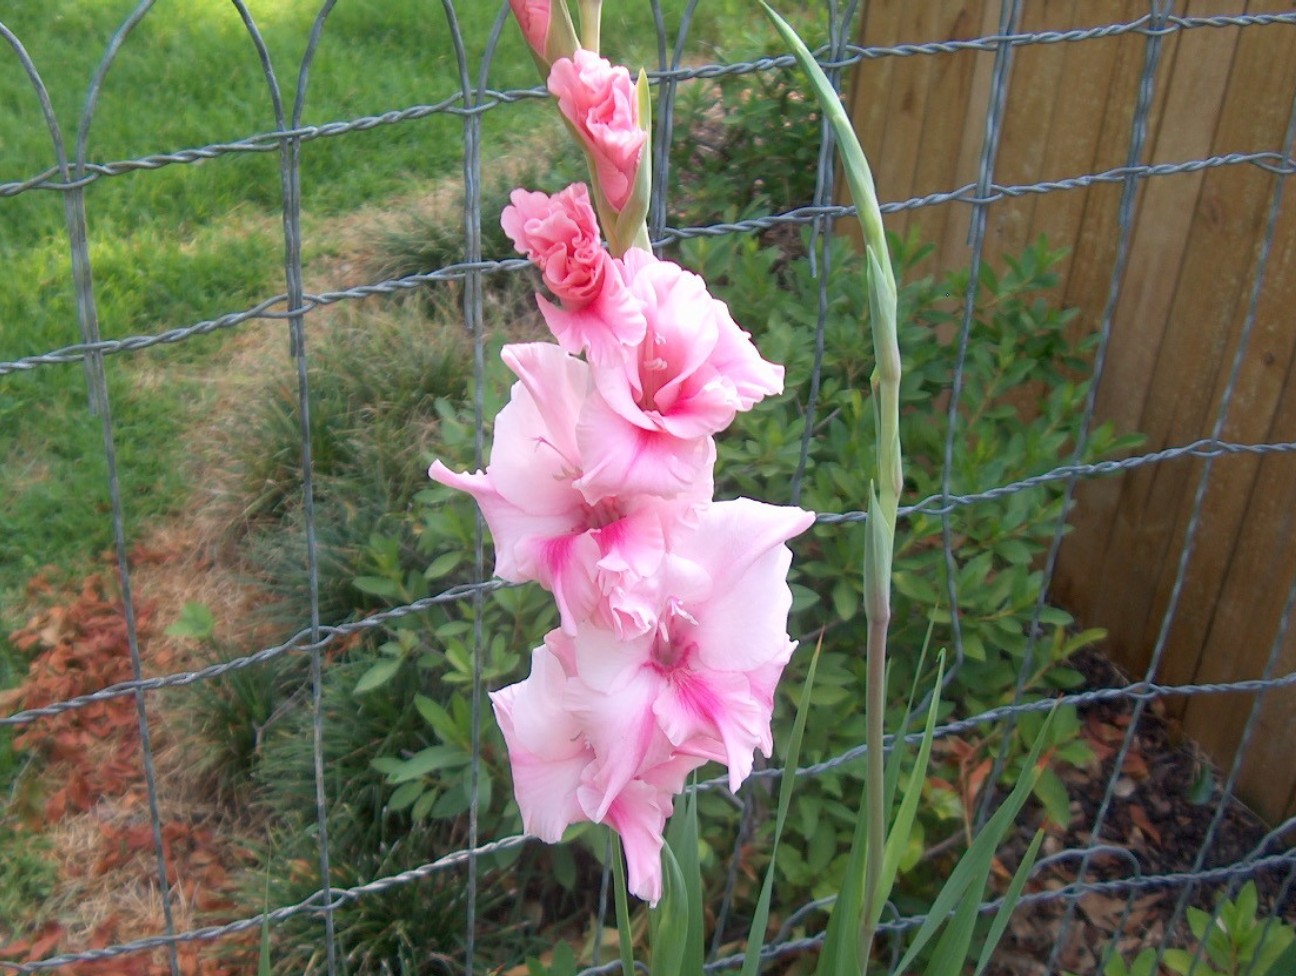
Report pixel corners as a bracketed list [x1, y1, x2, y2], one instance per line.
[611, 832, 636, 976]
[579, 0, 602, 52]
[860, 609, 888, 964]
[760, 5, 904, 970]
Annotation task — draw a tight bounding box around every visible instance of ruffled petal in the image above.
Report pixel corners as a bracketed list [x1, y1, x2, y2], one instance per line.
[490, 646, 591, 842]
[651, 665, 764, 793]
[566, 662, 661, 821]
[575, 390, 714, 503]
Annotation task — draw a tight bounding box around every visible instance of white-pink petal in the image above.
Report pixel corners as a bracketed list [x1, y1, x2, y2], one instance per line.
[490, 645, 590, 842]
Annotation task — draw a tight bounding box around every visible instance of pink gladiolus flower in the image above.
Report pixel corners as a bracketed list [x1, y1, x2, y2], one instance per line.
[509, 0, 550, 58]
[568, 498, 815, 806]
[489, 500, 811, 903]
[491, 634, 706, 903]
[500, 184, 646, 363]
[574, 249, 784, 502]
[429, 343, 710, 635]
[548, 51, 646, 212]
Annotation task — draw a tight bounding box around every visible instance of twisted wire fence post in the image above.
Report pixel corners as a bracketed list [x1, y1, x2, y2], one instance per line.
[1, 3, 1295, 974]
[5, 5, 183, 973]
[282, 5, 345, 972]
[940, 0, 1023, 718]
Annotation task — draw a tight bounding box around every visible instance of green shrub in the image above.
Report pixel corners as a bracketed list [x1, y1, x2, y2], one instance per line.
[248, 655, 479, 975]
[668, 32, 823, 228]
[218, 300, 557, 973]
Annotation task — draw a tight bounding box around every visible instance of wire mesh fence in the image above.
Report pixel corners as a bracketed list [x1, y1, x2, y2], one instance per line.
[2, 1, 1295, 974]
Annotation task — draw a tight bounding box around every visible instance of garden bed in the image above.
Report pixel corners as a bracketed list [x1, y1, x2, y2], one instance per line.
[988, 647, 1295, 976]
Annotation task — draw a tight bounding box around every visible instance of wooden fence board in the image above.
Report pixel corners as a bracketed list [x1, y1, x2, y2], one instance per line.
[907, 5, 987, 256]
[1150, 22, 1296, 694]
[1156, 17, 1293, 668]
[1085, 14, 1268, 679]
[982, 1, 1073, 258]
[1060, 1, 1243, 624]
[1177, 147, 1296, 816]
[935, 4, 1003, 275]
[1023, 3, 1135, 293]
[847, 1, 1296, 822]
[848, 1, 992, 256]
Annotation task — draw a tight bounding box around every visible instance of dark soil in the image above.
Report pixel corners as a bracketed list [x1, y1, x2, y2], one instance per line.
[989, 647, 1296, 976]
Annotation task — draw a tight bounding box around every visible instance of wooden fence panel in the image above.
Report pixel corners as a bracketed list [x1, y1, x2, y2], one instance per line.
[848, 1, 1296, 822]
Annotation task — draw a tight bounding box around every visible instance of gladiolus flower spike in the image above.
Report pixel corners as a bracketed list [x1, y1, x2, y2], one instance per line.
[427, 26, 812, 907]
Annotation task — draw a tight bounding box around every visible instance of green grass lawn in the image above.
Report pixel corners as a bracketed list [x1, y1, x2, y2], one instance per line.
[0, 0, 767, 622]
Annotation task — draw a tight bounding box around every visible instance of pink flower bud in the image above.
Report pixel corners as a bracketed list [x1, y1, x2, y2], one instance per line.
[509, 0, 550, 58]
[548, 50, 646, 212]
[501, 183, 606, 309]
[500, 184, 647, 362]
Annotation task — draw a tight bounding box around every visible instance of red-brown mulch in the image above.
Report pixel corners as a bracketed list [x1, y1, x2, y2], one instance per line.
[988, 647, 1295, 975]
[0, 564, 254, 976]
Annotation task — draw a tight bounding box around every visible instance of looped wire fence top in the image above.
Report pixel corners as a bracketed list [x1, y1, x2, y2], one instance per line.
[2, 2, 1295, 975]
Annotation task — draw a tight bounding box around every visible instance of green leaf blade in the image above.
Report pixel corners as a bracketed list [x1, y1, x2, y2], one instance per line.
[743, 641, 823, 976]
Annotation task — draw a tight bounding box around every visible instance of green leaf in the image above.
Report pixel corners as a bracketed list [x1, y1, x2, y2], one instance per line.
[1189, 765, 1215, 805]
[926, 871, 984, 976]
[873, 654, 944, 933]
[423, 551, 463, 581]
[548, 942, 578, 976]
[258, 914, 272, 976]
[353, 575, 402, 599]
[387, 780, 424, 812]
[1187, 906, 1210, 941]
[1236, 880, 1258, 928]
[831, 577, 857, 622]
[1061, 627, 1107, 657]
[651, 844, 692, 976]
[611, 833, 636, 976]
[790, 583, 821, 611]
[1032, 767, 1071, 828]
[353, 658, 402, 695]
[974, 828, 1045, 976]
[411, 788, 438, 821]
[414, 694, 459, 744]
[892, 705, 1057, 974]
[1261, 934, 1296, 976]
[813, 656, 934, 976]
[808, 682, 851, 707]
[996, 538, 1034, 565]
[552, 844, 577, 891]
[1055, 740, 1095, 768]
[165, 601, 216, 641]
[657, 784, 704, 975]
[1046, 667, 1087, 690]
[743, 642, 822, 976]
[379, 745, 469, 783]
